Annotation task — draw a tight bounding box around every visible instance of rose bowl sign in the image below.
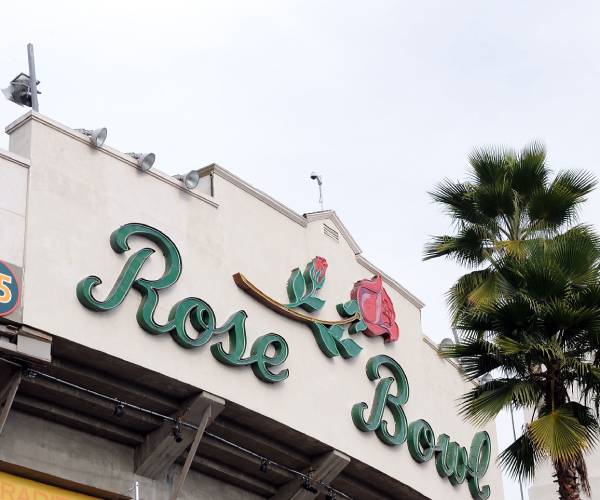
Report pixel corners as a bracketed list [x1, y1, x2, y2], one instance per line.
[76, 223, 492, 499]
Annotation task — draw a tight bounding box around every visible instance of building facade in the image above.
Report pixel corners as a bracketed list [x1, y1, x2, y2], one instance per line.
[0, 111, 504, 499]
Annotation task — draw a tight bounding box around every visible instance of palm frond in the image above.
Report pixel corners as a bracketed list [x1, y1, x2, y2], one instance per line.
[428, 180, 487, 226]
[498, 429, 545, 481]
[527, 171, 597, 233]
[424, 225, 492, 266]
[528, 405, 595, 463]
[509, 142, 548, 201]
[468, 146, 514, 185]
[458, 379, 541, 425]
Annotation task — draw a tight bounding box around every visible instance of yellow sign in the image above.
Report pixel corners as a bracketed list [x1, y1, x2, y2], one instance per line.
[0, 471, 99, 500]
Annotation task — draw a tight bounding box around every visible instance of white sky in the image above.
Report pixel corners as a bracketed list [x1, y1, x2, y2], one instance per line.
[3, 2, 600, 499]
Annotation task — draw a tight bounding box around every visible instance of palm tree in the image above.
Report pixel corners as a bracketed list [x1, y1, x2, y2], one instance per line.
[439, 227, 600, 499]
[424, 142, 595, 321]
[424, 144, 600, 499]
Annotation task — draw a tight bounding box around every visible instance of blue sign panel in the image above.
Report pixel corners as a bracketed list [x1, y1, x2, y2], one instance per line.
[0, 260, 20, 317]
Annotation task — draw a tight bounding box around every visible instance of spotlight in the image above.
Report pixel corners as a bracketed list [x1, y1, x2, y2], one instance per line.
[172, 419, 183, 443]
[259, 459, 269, 473]
[114, 402, 125, 418]
[127, 152, 155, 172]
[438, 338, 454, 350]
[2, 73, 39, 108]
[76, 128, 107, 148]
[174, 170, 200, 190]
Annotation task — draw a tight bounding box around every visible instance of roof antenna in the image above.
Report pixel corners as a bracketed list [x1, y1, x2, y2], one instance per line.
[310, 172, 324, 211]
[2, 43, 41, 111]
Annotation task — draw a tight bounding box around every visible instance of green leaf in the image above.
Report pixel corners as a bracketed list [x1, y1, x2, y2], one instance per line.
[286, 268, 305, 305]
[337, 300, 359, 317]
[309, 323, 340, 358]
[498, 430, 544, 481]
[528, 407, 592, 463]
[338, 338, 363, 359]
[458, 379, 540, 425]
[299, 295, 325, 312]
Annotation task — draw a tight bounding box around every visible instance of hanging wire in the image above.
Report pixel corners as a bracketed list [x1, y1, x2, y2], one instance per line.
[0, 357, 354, 499]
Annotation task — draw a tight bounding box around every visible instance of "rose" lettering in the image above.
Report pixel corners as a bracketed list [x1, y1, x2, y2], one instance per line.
[77, 223, 289, 383]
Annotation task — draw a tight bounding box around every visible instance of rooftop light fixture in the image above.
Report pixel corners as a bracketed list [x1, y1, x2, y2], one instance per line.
[2, 44, 40, 111]
[438, 337, 454, 350]
[127, 152, 155, 172]
[76, 128, 107, 148]
[174, 170, 200, 189]
[2, 73, 38, 108]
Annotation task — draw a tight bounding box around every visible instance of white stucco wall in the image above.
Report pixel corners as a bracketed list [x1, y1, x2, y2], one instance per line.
[0, 150, 28, 268]
[3, 112, 505, 500]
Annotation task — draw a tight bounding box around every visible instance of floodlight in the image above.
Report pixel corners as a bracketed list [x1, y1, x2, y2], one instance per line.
[77, 128, 107, 148]
[175, 170, 200, 189]
[127, 152, 155, 172]
[2, 73, 39, 108]
[439, 338, 454, 349]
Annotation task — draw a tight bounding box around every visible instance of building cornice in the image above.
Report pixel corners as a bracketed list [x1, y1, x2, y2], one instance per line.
[0, 149, 29, 169]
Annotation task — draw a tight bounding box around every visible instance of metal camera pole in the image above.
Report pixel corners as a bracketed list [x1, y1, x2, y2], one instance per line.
[27, 43, 39, 112]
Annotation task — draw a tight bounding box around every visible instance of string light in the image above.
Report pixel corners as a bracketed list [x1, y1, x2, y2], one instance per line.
[114, 401, 125, 418]
[0, 357, 354, 499]
[302, 476, 318, 493]
[172, 418, 183, 443]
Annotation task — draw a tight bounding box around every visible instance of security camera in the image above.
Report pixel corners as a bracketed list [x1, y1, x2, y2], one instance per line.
[309, 172, 324, 210]
[310, 172, 322, 185]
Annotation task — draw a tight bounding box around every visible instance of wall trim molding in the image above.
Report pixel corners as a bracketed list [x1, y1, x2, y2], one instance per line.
[0, 149, 30, 169]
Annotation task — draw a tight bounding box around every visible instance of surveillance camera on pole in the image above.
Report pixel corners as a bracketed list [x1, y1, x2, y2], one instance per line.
[310, 172, 324, 211]
[2, 44, 41, 111]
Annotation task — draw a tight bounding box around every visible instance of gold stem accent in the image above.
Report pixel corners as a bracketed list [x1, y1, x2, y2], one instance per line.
[233, 273, 358, 326]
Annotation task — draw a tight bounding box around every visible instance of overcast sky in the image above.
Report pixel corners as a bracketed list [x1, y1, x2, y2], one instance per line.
[3, 2, 600, 498]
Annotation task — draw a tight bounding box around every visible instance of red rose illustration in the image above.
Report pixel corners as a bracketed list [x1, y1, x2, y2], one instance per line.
[312, 256, 328, 287]
[351, 275, 399, 343]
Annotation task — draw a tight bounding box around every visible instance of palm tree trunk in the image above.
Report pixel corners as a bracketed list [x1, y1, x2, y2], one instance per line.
[554, 461, 581, 500]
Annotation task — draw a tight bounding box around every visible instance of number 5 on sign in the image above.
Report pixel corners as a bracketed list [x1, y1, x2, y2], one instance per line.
[0, 272, 13, 304]
[0, 260, 20, 317]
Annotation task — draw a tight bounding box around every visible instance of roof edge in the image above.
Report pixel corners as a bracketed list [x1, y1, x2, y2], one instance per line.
[198, 163, 307, 227]
[303, 210, 362, 255]
[356, 255, 425, 309]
